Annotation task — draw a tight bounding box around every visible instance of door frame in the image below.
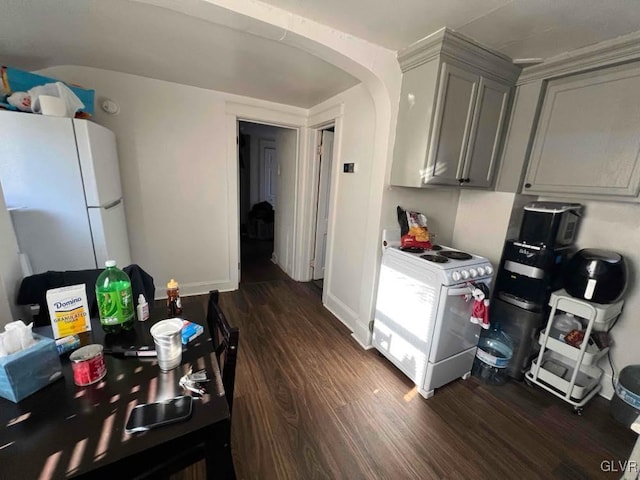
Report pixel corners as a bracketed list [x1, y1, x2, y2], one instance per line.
[305, 104, 344, 302]
[225, 102, 306, 289]
[258, 139, 276, 205]
[311, 126, 335, 281]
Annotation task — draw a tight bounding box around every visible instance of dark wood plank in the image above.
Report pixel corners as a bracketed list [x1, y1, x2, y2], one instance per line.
[173, 277, 636, 480]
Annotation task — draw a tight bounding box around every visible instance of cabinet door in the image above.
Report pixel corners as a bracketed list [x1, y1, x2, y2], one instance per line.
[390, 59, 440, 187]
[524, 62, 640, 197]
[424, 62, 479, 186]
[462, 77, 511, 188]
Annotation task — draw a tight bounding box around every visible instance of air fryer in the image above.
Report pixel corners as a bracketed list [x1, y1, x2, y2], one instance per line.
[564, 249, 627, 304]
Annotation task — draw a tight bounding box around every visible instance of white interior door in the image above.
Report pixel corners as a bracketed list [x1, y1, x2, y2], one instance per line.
[274, 128, 298, 275]
[313, 130, 334, 280]
[261, 147, 276, 208]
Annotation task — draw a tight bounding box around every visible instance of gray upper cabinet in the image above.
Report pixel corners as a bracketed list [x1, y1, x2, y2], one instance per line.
[390, 28, 519, 189]
[523, 62, 640, 197]
[425, 63, 479, 186]
[463, 77, 511, 189]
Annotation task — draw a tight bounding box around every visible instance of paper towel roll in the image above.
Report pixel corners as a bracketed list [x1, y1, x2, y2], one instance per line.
[39, 95, 67, 117]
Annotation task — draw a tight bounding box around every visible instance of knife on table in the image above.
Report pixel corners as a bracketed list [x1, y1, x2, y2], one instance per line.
[103, 346, 157, 357]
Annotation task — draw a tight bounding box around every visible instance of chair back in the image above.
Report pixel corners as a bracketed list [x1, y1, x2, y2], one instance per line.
[16, 264, 155, 327]
[206, 290, 239, 415]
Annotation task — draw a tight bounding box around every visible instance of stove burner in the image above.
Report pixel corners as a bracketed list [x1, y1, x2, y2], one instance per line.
[420, 254, 449, 263]
[439, 250, 472, 261]
[429, 244, 443, 251]
[400, 246, 425, 254]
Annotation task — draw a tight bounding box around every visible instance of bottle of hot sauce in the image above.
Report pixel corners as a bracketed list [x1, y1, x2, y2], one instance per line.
[166, 279, 183, 316]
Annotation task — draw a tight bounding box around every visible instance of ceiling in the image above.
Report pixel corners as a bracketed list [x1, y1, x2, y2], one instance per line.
[0, 0, 359, 108]
[2, 0, 640, 108]
[259, 0, 640, 59]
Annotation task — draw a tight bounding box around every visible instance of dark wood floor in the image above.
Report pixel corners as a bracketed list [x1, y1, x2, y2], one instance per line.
[240, 237, 288, 284]
[178, 277, 636, 479]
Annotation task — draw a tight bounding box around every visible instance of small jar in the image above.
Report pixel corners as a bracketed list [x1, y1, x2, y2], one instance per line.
[166, 279, 183, 316]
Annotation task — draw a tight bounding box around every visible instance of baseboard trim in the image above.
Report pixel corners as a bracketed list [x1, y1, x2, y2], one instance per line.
[599, 371, 614, 400]
[351, 332, 374, 350]
[323, 291, 373, 349]
[323, 292, 356, 332]
[154, 280, 237, 299]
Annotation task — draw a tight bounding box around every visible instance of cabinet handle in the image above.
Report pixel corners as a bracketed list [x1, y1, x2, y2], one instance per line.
[525, 183, 532, 188]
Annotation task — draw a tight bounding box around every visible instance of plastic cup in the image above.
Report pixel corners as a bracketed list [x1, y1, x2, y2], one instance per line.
[150, 318, 183, 371]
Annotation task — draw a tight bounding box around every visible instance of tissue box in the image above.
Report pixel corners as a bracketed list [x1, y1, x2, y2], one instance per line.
[0, 334, 63, 403]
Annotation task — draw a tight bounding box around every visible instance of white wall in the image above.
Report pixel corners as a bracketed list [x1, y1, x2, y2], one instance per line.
[308, 84, 375, 333]
[382, 188, 461, 245]
[39, 65, 306, 297]
[452, 190, 517, 267]
[0, 184, 22, 327]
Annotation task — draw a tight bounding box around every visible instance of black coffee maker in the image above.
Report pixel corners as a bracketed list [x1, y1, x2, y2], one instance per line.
[492, 202, 582, 379]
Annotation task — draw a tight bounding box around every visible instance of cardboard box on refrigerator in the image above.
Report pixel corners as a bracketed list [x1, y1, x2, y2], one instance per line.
[0, 334, 63, 403]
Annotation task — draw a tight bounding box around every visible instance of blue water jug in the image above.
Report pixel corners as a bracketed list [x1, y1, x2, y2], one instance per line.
[472, 324, 514, 385]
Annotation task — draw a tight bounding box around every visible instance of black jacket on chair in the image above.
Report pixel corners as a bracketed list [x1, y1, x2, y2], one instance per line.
[16, 264, 155, 327]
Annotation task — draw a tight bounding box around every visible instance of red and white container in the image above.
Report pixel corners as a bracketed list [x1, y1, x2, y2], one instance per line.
[69, 344, 107, 386]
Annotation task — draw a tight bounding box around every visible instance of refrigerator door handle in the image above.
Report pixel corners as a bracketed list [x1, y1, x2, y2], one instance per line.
[103, 199, 122, 210]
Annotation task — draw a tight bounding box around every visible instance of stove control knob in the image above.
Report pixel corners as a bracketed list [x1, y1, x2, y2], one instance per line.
[460, 270, 470, 280]
[477, 267, 486, 276]
[485, 265, 493, 275]
[469, 268, 478, 278]
[452, 271, 461, 282]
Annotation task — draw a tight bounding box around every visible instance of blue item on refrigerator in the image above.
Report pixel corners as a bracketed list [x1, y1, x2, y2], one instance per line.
[1, 66, 95, 116]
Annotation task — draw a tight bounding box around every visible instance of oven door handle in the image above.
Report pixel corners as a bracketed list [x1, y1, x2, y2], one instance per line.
[448, 286, 473, 297]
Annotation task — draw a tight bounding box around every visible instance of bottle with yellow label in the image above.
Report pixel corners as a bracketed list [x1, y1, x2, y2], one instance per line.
[96, 260, 134, 334]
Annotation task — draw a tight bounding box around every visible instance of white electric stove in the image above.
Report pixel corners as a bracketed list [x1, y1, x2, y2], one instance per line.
[373, 229, 494, 398]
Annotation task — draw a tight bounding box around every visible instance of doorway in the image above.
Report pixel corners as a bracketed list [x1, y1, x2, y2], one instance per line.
[311, 126, 335, 291]
[238, 121, 293, 283]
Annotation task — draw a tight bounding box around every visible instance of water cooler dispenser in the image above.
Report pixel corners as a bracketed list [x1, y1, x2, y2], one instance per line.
[492, 202, 582, 380]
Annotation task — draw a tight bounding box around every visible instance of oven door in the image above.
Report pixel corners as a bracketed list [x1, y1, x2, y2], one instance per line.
[428, 279, 489, 363]
[373, 250, 440, 384]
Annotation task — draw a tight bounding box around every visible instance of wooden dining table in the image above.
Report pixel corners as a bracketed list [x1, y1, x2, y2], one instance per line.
[0, 300, 233, 479]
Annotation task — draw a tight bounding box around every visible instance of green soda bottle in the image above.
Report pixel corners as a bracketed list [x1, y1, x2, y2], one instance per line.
[96, 260, 134, 334]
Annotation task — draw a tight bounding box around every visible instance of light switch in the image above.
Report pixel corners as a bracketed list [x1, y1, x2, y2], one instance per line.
[343, 163, 355, 173]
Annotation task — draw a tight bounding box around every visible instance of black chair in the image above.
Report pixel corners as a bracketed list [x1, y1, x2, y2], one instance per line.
[137, 291, 239, 480]
[206, 290, 240, 415]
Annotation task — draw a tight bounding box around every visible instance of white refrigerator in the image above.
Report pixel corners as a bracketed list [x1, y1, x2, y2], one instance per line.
[0, 111, 131, 274]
